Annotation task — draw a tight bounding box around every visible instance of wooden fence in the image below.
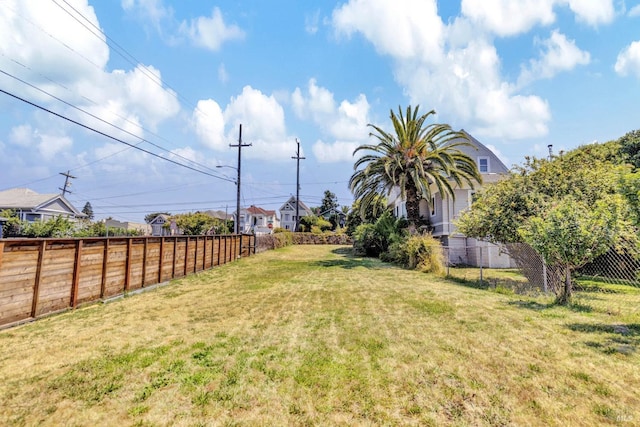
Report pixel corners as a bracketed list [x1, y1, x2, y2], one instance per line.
[0, 234, 255, 328]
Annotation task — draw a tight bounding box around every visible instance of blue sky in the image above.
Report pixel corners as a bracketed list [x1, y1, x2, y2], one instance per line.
[1, 0, 639, 223]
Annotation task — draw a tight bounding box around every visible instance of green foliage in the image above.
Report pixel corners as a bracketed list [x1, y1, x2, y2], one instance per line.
[319, 190, 338, 214]
[1, 209, 21, 237]
[81, 202, 94, 220]
[457, 142, 632, 244]
[350, 105, 481, 231]
[519, 195, 634, 304]
[386, 234, 445, 274]
[171, 212, 216, 235]
[618, 129, 640, 169]
[619, 171, 640, 227]
[19, 216, 75, 238]
[352, 211, 407, 257]
[299, 215, 332, 233]
[344, 196, 390, 236]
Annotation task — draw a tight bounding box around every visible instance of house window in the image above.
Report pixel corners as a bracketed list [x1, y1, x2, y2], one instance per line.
[431, 197, 436, 216]
[284, 214, 290, 221]
[478, 157, 489, 173]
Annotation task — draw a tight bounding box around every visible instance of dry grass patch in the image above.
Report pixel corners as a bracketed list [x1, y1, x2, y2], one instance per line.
[0, 245, 639, 426]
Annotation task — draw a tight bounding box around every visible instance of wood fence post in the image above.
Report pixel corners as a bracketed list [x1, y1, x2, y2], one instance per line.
[172, 236, 177, 278]
[31, 240, 46, 317]
[125, 238, 132, 292]
[194, 237, 199, 273]
[158, 237, 164, 283]
[100, 238, 109, 298]
[0, 241, 4, 270]
[142, 238, 148, 287]
[71, 240, 83, 308]
[184, 237, 189, 276]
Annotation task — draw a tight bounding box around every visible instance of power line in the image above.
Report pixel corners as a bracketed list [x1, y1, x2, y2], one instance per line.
[0, 87, 234, 183]
[0, 67, 223, 176]
[49, 0, 206, 116]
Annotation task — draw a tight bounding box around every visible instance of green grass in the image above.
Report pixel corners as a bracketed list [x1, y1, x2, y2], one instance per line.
[0, 245, 639, 426]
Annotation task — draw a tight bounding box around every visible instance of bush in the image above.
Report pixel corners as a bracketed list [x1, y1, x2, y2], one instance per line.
[381, 234, 446, 274]
[352, 211, 407, 257]
[400, 235, 446, 275]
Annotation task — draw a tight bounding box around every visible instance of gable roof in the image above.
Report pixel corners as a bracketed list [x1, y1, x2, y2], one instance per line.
[148, 214, 170, 224]
[279, 196, 312, 215]
[0, 188, 85, 216]
[458, 130, 509, 174]
[245, 205, 277, 217]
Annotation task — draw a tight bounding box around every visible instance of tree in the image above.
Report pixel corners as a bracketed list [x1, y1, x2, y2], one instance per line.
[350, 105, 481, 231]
[457, 142, 630, 245]
[170, 212, 215, 235]
[519, 196, 632, 304]
[145, 212, 171, 224]
[319, 190, 338, 214]
[82, 202, 94, 220]
[618, 129, 640, 169]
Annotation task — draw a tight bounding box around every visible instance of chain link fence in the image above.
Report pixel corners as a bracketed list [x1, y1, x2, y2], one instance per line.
[442, 242, 640, 317]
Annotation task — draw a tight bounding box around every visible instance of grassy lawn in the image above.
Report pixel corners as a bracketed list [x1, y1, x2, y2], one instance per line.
[1, 245, 639, 426]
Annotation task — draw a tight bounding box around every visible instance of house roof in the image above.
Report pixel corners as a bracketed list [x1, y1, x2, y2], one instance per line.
[246, 205, 276, 216]
[148, 214, 170, 224]
[0, 188, 85, 216]
[279, 196, 312, 214]
[458, 130, 509, 173]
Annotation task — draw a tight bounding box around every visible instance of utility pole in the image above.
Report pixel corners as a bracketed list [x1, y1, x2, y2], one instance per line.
[229, 124, 251, 234]
[59, 170, 76, 196]
[292, 139, 305, 232]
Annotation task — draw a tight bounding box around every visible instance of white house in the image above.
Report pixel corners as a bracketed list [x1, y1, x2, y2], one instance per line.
[237, 205, 279, 234]
[148, 214, 179, 236]
[0, 188, 85, 222]
[390, 130, 516, 268]
[279, 196, 312, 231]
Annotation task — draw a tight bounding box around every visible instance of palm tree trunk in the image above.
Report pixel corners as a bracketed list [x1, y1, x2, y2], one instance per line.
[405, 186, 421, 233]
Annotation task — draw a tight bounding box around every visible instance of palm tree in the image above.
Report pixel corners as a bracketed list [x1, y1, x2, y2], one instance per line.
[350, 105, 482, 231]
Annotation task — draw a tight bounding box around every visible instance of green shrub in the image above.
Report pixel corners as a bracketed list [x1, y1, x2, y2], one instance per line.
[352, 211, 407, 257]
[387, 234, 445, 275]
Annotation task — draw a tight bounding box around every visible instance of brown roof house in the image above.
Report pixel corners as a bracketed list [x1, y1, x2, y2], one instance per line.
[238, 205, 279, 234]
[0, 188, 85, 222]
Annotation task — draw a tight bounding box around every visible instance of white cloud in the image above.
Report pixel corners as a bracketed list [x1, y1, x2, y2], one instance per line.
[333, 0, 444, 60]
[615, 40, 640, 78]
[461, 0, 556, 36]
[566, 0, 615, 26]
[0, 0, 107, 97]
[9, 124, 34, 147]
[630, 5, 640, 17]
[0, 1, 180, 144]
[518, 30, 590, 85]
[218, 63, 229, 83]
[223, 86, 287, 147]
[179, 7, 244, 51]
[192, 99, 226, 151]
[305, 10, 321, 34]
[192, 86, 294, 161]
[292, 79, 371, 161]
[333, 1, 552, 140]
[39, 134, 73, 160]
[312, 140, 360, 163]
[121, 0, 172, 32]
[9, 124, 72, 160]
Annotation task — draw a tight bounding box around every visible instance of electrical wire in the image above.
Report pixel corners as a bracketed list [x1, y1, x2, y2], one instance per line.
[0, 87, 234, 183]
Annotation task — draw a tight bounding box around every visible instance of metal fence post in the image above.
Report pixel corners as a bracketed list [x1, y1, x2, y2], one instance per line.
[479, 246, 483, 284]
[543, 259, 548, 293]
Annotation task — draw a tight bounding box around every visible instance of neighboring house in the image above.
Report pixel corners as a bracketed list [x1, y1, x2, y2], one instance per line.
[104, 219, 151, 235]
[0, 188, 86, 222]
[148, 214, 179, 236]
[319, 207, 347, 228]
[390, 130, 515, 267]
[279, 196, 312, 231]
[237, 205, 279, 234]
